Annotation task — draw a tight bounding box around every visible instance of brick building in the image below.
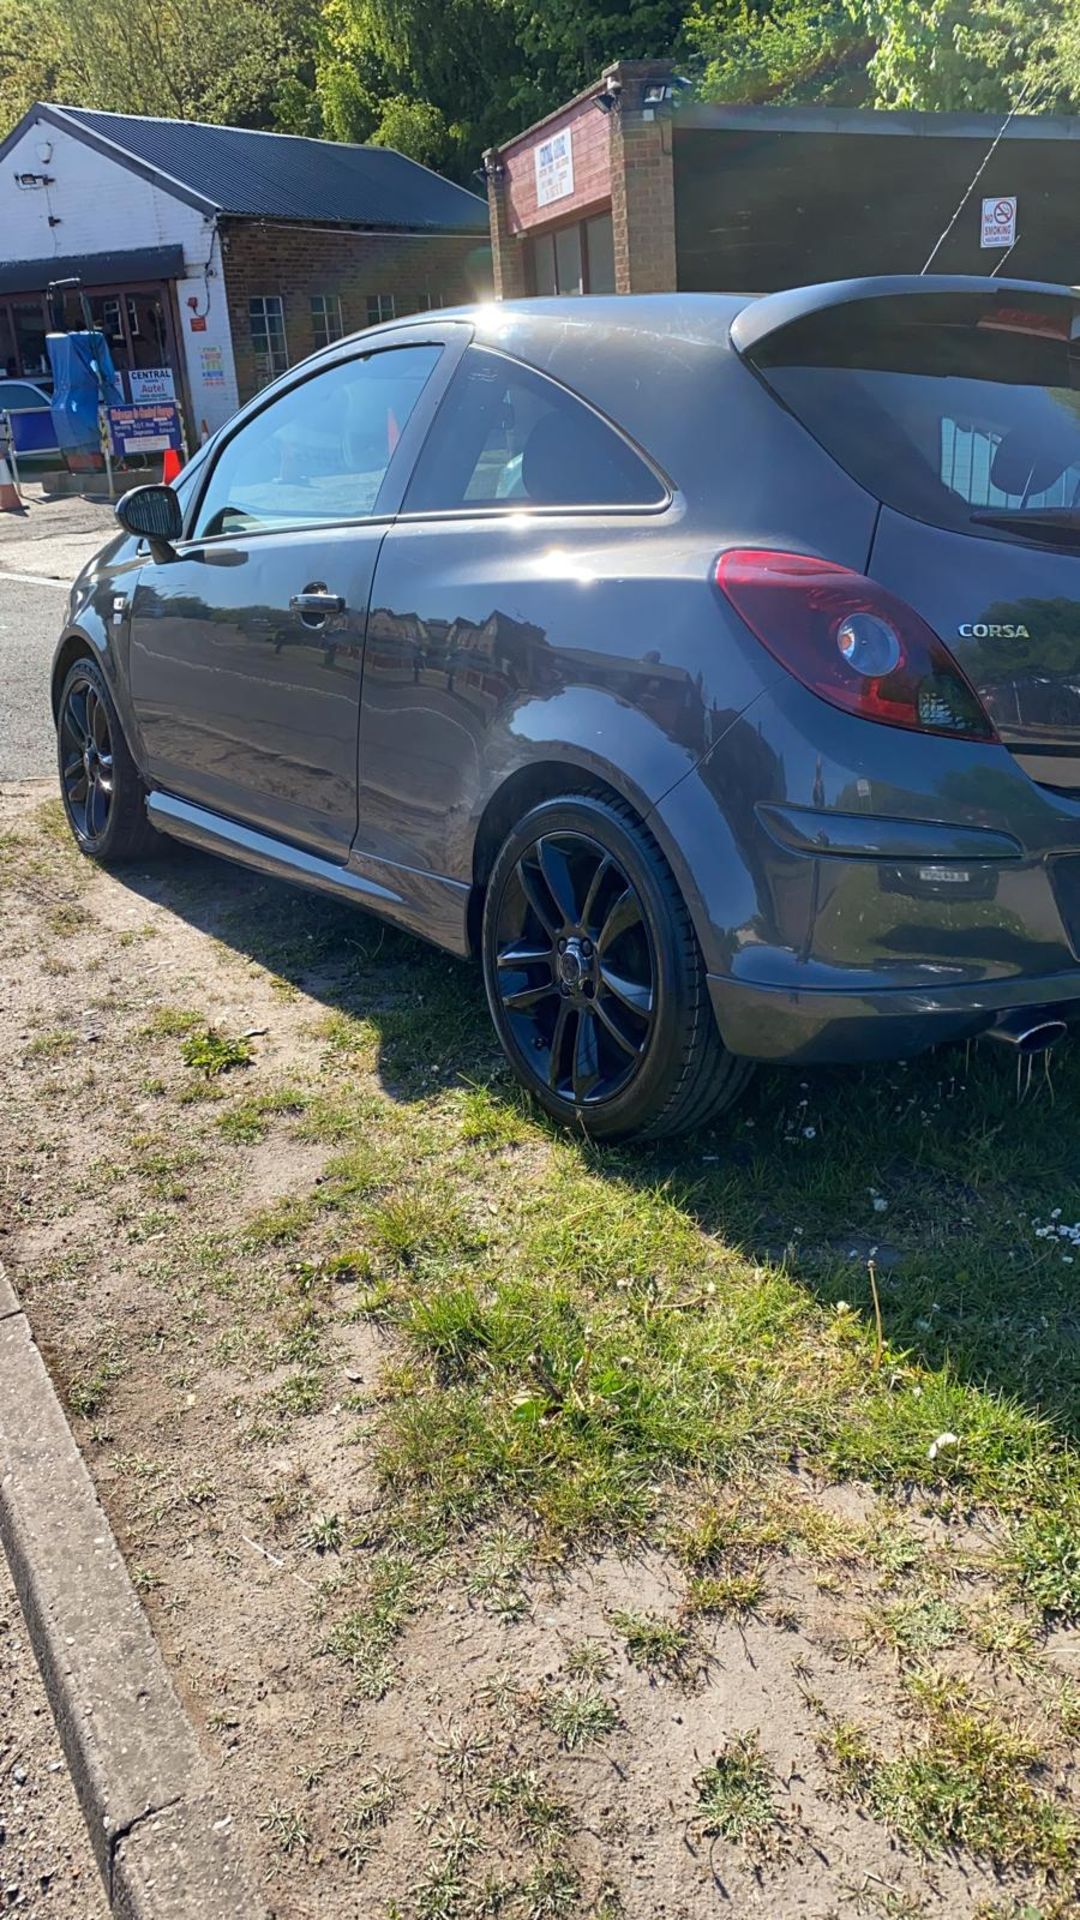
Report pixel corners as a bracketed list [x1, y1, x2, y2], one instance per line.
[486, 62, 1080, 297]
[0, 104, 492, 439]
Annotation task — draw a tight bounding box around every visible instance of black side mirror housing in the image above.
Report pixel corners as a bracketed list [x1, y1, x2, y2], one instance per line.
[115, 484, 183, 560]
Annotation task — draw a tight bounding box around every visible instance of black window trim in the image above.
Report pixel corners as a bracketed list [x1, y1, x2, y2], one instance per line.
[176, 324, 470, 551]
[394, 343, 674, 525]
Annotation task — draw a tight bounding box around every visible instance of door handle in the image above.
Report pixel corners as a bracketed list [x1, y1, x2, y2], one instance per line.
[290, 591, 345, 616]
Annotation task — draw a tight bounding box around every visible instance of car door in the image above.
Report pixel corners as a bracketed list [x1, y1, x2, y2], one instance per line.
[126, 334, 456, 861]
[355, 344, 673, 879]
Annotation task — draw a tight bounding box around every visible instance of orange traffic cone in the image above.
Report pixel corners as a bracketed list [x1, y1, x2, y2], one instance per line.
[162, 446, 182, 484]
[0, 453, 21, 512]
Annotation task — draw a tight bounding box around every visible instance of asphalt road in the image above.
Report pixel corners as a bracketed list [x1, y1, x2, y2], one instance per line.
[0, 572, 68, 780]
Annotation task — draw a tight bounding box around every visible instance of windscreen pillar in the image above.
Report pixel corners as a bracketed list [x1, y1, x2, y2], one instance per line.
[607, 61, 678, 295]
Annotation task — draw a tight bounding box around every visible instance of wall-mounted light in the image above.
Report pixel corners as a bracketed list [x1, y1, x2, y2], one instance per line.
[15, 171, 55, 188]
[36, 140, 53, 164]
[594, 78, 622, 116]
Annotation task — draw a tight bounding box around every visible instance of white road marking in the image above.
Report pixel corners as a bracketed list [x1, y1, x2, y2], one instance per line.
[0, 572, 69, 589]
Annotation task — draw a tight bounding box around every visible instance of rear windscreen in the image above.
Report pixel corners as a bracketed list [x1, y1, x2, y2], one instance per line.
[745, 292, 1080, 542]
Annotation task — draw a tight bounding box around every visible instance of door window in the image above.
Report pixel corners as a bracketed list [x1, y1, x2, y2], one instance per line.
[192, 345, 442, 539]
[403, 348, 667, 511]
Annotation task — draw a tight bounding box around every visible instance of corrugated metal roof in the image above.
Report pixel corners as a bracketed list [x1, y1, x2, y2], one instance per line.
[56, 107, 489, 232]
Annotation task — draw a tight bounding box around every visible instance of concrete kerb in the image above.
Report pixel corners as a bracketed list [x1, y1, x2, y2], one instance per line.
[0, 1263, 266, 1919]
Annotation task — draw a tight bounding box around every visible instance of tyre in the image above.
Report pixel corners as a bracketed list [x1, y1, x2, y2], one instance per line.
[481, 792, 754, 1141]
[56, 655, 162, 865]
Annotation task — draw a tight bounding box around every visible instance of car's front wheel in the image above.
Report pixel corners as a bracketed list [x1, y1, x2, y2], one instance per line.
[56, 656, 161, 865]
[481, 793, 753, 1141]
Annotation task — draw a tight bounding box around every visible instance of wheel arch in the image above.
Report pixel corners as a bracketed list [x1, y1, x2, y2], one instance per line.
[466, 745, 721, 968]
[50, 627, 108, 720]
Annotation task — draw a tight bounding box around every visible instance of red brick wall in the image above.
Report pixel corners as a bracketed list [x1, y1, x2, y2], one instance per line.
[502, 97, 612, 236]
[220, 219, 493, 404]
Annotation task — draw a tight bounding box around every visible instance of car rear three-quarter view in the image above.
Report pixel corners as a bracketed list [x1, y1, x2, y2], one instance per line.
[51, 278, 1080, 1139]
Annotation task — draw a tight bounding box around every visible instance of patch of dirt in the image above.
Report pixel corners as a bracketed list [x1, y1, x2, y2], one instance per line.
[0, 783, 1072, 1919]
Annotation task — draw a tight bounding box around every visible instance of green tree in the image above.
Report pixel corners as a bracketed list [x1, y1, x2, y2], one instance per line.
[685, 0, 870, 104]
[0, 0, 320, 135]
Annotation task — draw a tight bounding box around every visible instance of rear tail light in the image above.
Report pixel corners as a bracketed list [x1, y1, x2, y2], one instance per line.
[715, 549, 997, 742]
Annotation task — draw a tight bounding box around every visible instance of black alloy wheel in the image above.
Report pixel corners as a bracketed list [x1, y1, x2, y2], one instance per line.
[482, 793, 753, 1140]
[55, 655, 162, 864]
[59, 669, 115, 844]
[492, 830, 655, 1107]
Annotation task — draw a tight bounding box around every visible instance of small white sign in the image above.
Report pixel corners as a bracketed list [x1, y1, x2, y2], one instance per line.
[129, 366, 176, 403]
[981, 195, 1017, 249]
[535, 128, 574, 209]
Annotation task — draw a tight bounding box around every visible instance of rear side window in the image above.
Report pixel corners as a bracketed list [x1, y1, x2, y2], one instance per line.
[404, 346, 667, 512]
[745, 292, 1080, 542]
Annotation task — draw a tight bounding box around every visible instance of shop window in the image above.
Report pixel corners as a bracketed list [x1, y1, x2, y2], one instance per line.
[250, 295, 289, 384]
[584, 214, 615, 295]
[10, 300, 49, 380]
[530, 212, 615, 296]
[311, 293, 343, 350]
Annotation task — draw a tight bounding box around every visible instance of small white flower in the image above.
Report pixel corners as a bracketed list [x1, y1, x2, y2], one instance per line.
[872, 1197, 888, 1213]
[928, 1431, 959, 1462]
[803, 1126, 817, 1140]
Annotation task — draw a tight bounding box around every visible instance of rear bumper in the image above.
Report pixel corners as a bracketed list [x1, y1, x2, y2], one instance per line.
[709, 967, 1080, 1064]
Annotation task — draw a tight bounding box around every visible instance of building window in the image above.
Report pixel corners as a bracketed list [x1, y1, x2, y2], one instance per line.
[310, 293, 343, 350]
[367, 295, 397, 327]
[249, 295, 288, 383]
[530, 212, 615, 296]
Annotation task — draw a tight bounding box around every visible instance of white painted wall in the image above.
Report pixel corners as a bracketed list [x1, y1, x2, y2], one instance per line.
[2, 113, 240, 432]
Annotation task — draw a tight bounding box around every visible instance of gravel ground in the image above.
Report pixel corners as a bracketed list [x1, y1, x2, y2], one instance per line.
[0, 1556, 107, 1919]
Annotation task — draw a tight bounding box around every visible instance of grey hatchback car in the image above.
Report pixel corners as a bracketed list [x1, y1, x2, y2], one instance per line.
[52, 277, 1080, 1138]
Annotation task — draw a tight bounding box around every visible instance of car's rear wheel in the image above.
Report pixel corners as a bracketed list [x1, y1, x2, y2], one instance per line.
[481, 793, 753, 1140]
[56, 656, 161, 865]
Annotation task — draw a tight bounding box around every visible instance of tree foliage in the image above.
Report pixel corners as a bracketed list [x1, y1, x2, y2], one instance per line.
[0, 0, 320, 133]
[3, 0, 1080, 179]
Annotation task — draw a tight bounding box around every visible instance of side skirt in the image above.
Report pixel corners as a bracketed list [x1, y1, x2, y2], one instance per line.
[146, 791, 472, 957]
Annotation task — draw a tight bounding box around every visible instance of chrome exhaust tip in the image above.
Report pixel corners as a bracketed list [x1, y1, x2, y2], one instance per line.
[984, 1011, 1069, 1055]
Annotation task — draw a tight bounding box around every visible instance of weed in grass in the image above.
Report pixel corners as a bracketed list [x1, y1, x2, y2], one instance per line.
[686, 1570, 765, 1620]
[611, 1607, 693, 1677]
[459, 1085, 529, 1149]
[434, 1723, 493, 1787]
[326, 1554, 421, 1698]
[68, 1351, 124, 1418]
[485, 1767, 570, 1842]
[270, 1370, 326, 1418]
[341, 1766, 398, 1872]
[141, 1006, 203, 1039]
[823, 1671, 1080, 1872]
[1009, 1503, 1080, 1621]
[520, 1861, 580, 1919]
[217, 1085, 309, 1143]
[563, 1642, 611, 1682]
[25, 1028, 77, 1061]
[537, 1682, 618, 1751]
[244, 1193, 318, 1247]
[872, 1594, 964, 1659]
[260, 1801, 310, 1855]
[303, 1511, 343, 1554]
[693, 1733, 780, 1852]
[468, 1528, 531, 1621]
[181, 1026, 253, 1078]
[410, 1859, 470, 1920]
[46, 901, 86, 937]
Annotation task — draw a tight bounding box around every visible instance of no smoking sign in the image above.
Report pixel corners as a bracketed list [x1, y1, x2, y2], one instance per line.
[981, 194, 1017, 249]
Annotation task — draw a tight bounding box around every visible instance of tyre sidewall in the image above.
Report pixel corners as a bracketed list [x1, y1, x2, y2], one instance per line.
[57, 655, 135, 862]
[482, 795, 696, 1140]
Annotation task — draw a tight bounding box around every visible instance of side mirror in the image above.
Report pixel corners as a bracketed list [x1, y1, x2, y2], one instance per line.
[115, 484, 183, 559]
